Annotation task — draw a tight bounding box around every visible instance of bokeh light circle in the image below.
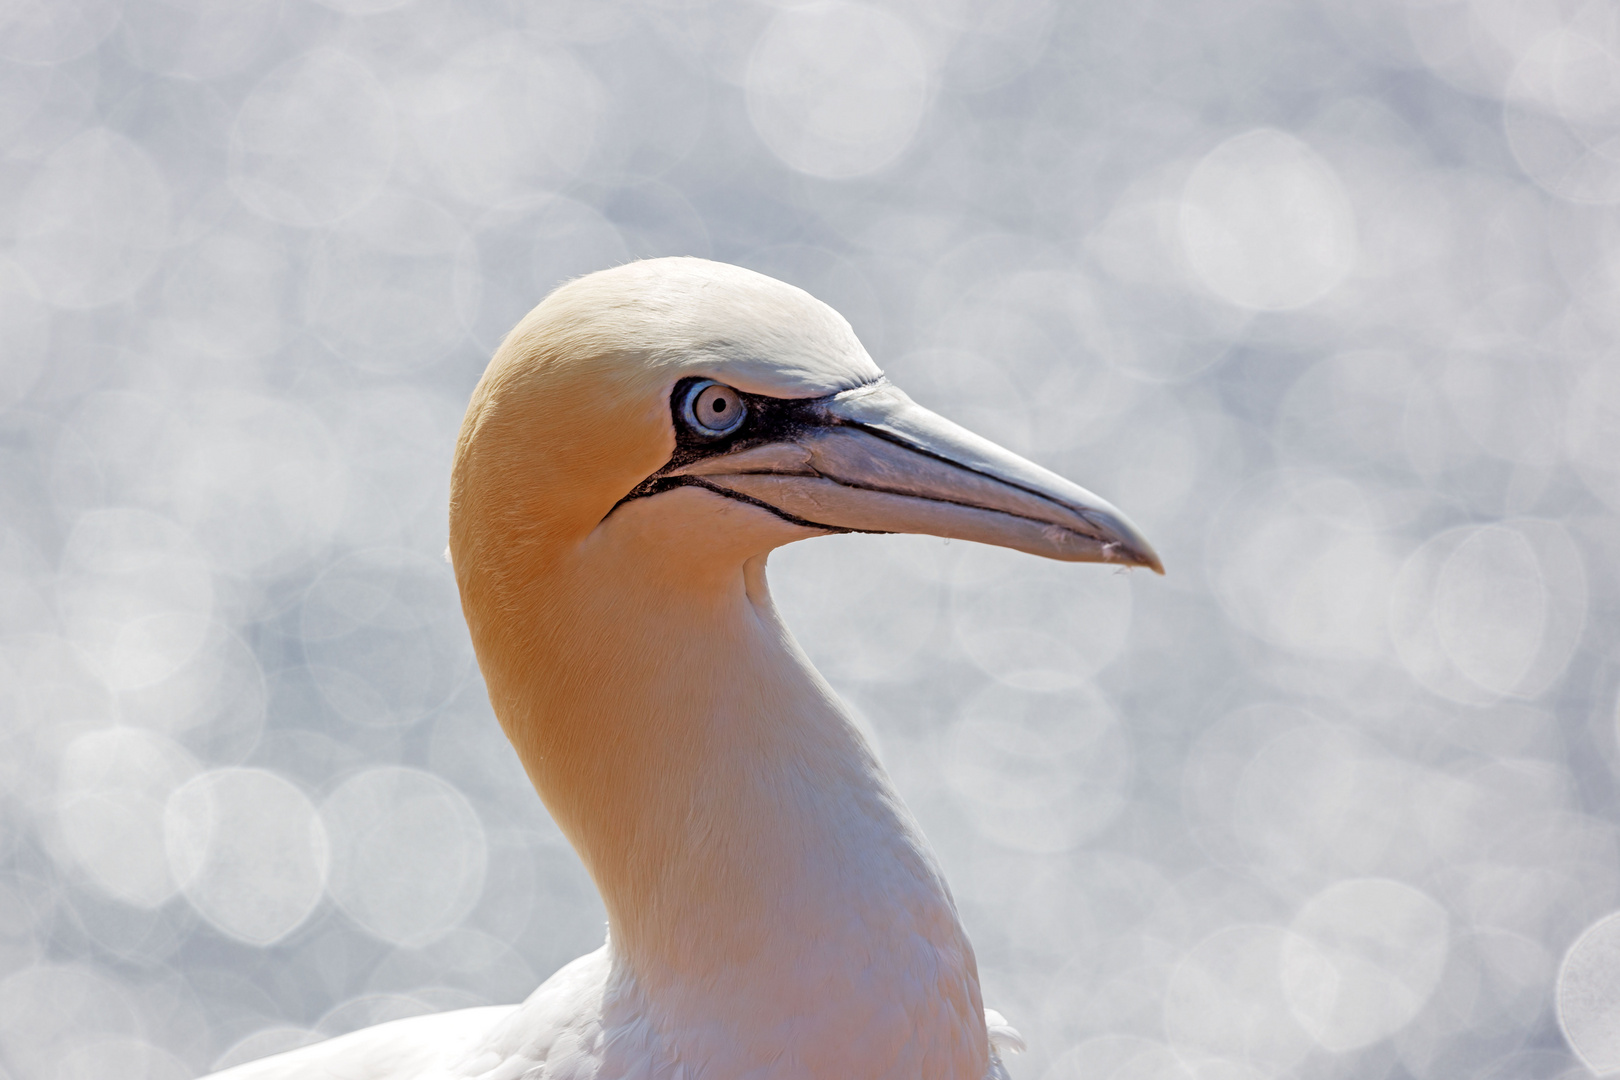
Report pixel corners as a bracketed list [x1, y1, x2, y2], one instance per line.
[1559, 910, 1620, 1074]
[14, 129, 171, 309]
[229, 50, 397, 228]
[323, 767, 487, 947]
[1164, 925, 1316, 1073]
[747, 2, 929, 179]
[1505, 27, 1620, 205]
[0, 965, 140, 1080]
[406, 35, 603, 206]
[944, 681, 1131, 853]
[56, 727, 199, 908]
[57, 508, 214, 692]
[1180, 128, 1357, 310]
[1281, 878, 1450, 1051]
[300, 547, 474, 728]
[165, 768, 329, 946]
[1390, 520, 1586, 705]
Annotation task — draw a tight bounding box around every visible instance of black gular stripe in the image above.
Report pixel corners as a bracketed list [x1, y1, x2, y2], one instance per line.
[606, 376, 871, 532]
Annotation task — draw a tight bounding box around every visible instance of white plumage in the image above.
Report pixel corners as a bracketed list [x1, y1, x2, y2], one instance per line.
[208, 258, 1158, 1080]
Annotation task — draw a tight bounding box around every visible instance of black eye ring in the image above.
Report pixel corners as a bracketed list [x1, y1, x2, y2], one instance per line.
[680, 379, 747, 439]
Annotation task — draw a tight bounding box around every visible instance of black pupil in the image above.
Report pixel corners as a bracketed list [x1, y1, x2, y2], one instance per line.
[712, 398, 727, 414]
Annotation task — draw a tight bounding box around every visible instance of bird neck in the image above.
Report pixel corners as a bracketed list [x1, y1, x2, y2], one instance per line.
[463, 497, 986, 1072]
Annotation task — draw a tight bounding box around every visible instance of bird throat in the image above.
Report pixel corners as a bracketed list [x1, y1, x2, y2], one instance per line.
[464, 499, 988, 1073]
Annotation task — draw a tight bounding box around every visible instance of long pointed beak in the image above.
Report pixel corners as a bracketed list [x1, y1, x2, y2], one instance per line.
[670, 380, 1163, 573]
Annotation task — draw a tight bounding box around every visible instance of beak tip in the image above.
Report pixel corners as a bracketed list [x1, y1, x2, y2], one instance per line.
[1084, 509, 1163, 575]
[1111, 543, 1165, 575]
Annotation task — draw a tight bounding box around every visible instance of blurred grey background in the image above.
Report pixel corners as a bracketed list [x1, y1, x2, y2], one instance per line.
[3, 0, 1620, 1077]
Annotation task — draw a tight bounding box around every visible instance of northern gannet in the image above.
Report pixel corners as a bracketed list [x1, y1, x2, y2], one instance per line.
[209, 257, 1161, 1080]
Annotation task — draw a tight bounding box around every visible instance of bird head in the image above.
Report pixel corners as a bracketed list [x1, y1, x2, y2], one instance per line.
[449, 257, 1160, 621]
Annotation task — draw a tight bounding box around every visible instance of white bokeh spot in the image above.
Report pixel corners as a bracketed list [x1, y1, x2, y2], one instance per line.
[1180, 128, 1357, 311]
[56, 727, 200, 908]
[229, 50, 397, 228]
[1282, 878, 1450, 1051]
[747, 2, 930, 179]
[1559, 911, 1620, 1074]
[166, 768, 329, 946]
[323, 767, 488, 947]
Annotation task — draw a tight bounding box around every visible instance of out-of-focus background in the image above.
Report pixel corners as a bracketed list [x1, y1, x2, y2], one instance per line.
[3, 0, 1620, 1077]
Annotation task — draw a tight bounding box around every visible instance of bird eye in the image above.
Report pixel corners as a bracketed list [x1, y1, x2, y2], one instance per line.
[680, 380, 747, 438]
